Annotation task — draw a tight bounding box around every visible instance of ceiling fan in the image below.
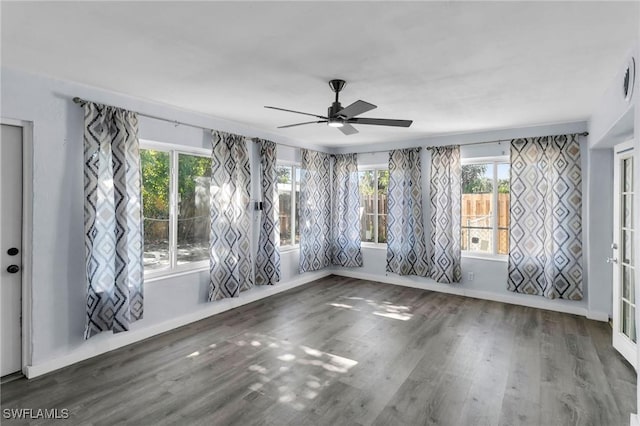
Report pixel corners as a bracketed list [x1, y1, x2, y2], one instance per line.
[265, 79, 413, 135]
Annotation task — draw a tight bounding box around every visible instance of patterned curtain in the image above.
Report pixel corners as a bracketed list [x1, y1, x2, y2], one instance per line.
[428, 146, 462, 283]
[386, 148, 430, 276]
[209, 131, 253, 300]
[83, 102, 143, 339]
[332, 153, 363, 267]
[255, 139, 280, 285]
[299, 149, 332, 272]
[508, 134, 583, 300]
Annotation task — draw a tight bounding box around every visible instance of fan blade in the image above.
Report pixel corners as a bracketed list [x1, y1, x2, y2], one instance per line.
[335, 100, 377, 119]
[349, 117, 413, 127]
[338, 123, 358, 135]
[265, 106, 327, 119]
[278, 120, 327, 129]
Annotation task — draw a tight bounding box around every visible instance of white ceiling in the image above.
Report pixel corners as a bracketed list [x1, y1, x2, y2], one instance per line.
[1, 1, 638, 148]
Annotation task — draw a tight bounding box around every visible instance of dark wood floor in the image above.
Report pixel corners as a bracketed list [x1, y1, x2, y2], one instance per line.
[1, 276, 636, 425]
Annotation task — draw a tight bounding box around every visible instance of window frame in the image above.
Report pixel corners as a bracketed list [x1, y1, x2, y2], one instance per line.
[140, 139, 212, 280]
[276, 161, 301, 252]
[460, 155, 510, 262]
[358, 165, 388, 247]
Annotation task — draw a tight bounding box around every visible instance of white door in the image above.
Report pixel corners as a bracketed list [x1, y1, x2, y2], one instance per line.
[1, 124, 22, 377]
[612, 140, 636, 368]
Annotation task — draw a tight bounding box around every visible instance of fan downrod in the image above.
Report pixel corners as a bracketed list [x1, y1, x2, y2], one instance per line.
[328, 79, 346, 116]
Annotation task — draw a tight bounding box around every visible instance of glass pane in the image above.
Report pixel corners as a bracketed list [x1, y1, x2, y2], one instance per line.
[141, 149, 171, 271]
[623, 194, 633, 228]
[623, 229, 634, 266]
[378, 214, 387, 244]
[497, 163, 510, 228]
[377, 170, 389, 244]
[461, 227, 493, 253]
[359, 170, 376, 242]
[461, 164, 494, 253]
[622, 301, 637, 343]
[622, 264, 635, 301]
[295, 167, 301, 244]
[632, 305, 637, 343]
[497, 228, 509, 255]
[177, 154, 212, 265]
[623, 157, 633, 192]
[277, 166, 293, 246]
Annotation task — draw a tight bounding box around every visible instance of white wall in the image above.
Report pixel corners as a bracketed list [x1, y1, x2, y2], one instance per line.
[585, 148, 614, 316]
[589, 44, 638, 149]
[0, 67, 331, 377]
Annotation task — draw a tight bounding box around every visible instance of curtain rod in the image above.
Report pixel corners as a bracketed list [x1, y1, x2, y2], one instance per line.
[72, 96, 306, 151]
[351, 131, 589, 155]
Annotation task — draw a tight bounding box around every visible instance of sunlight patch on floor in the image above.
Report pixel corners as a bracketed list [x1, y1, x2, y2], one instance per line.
[373, 311, 412, 321]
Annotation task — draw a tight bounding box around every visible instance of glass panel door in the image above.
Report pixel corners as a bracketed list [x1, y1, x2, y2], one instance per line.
[613, 141, 636, 368]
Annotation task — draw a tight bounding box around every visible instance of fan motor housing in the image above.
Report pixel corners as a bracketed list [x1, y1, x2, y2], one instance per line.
[328, 102, 343, 118]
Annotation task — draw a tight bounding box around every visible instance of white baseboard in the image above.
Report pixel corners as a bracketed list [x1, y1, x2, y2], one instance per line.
[24, 270, 330, 379]
[332, 269, 605, 320]
[630, 413, 639, 426]
[586, 310, 610, 322]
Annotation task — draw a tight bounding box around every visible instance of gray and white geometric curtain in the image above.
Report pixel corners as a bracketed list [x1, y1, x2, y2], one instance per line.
[332, 153, 363, 267]
[428, 146, 462, 283]
[508, 134, 583, 300]
[386, 148, 430, 276]
[83, 102, 144, 339]
[255, 139, 280, 285]
[299, 149, 332, 272]
[209, 131, 253, 301]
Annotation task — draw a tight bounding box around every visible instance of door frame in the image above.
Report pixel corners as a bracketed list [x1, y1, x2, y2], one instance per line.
[1, 117, 34, 375]
[613, 139, 637, 368]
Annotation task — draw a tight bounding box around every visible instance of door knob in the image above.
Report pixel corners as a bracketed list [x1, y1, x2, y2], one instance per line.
[6, 265, 19, 273]
[606, 257, 618, 264]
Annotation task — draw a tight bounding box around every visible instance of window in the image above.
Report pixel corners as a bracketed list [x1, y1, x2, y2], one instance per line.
[276, 164, 301, 247]
[141, 144, 212, 276]
[358, 169, 388, 244]
[461, 160, 510, 256]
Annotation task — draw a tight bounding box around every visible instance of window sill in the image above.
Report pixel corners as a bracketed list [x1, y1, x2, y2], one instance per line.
[279, 245, 300, 253]
[361, 242, 387, 250]
[144, 264, 209, 283]
[462, 253, 508, 263]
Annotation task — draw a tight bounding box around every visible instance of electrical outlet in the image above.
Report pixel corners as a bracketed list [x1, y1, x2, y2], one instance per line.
[467, 272, 475, 281]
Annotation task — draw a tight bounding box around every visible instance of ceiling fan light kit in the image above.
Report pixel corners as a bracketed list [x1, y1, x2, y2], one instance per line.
[265, 79, 413, 135]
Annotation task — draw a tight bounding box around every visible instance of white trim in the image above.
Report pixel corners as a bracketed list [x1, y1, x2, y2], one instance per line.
[631, 413, 639, 426]
[144, 264, 208, 283]
[461, 155, 510, 165]
[1, 118, 34, 376]
[360, 242, 387, 250]
[358, 163, 387, 169]
[24, 270, 331, 378]
[462, 253, 508, 263]
[331, 268, 600, 320]
[139, 138, 210, 157]
[275, 159, 301, 167]
[278, 244, 300, 253]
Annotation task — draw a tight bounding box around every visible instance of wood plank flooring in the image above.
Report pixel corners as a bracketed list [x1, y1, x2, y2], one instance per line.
[1, 276, 636, 425]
